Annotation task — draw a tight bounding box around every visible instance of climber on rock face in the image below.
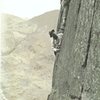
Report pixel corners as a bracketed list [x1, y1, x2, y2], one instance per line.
[49, 29, 58, 40]
[49, 29, 63, 55]
[48, 0, 68, 55]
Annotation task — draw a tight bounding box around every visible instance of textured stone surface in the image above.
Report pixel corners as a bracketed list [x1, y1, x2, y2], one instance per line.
[48, 0, 100, 100]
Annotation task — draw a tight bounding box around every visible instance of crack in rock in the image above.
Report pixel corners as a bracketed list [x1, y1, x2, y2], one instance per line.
[82, 0, 96, 68]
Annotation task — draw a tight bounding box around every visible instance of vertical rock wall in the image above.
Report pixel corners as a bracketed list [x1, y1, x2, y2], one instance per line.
[48, 0, 100, 100]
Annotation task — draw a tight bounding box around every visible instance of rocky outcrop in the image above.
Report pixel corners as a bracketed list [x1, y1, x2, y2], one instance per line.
[48, 0, 100, 100]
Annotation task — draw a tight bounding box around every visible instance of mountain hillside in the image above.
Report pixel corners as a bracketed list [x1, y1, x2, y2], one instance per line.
[15, 10, 59, 34]
[1, 14, 25, 32]
[1, 10, 59, 100]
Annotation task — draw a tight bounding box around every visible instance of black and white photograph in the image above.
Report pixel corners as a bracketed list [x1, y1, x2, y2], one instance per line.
[0, 0, 100, 100]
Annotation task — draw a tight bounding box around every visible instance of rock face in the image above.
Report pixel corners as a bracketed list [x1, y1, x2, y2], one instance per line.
[1, 10, 59, 100]
[48, 0, 100, 100]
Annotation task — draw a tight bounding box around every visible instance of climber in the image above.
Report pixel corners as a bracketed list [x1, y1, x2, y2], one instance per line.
[49, 29, 63, 55]
[49, 29, 58, 40]
[49, 29, 59, 55]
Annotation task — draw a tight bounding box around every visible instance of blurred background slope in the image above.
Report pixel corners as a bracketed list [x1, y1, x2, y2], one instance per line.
[1, 10, 59, 100]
